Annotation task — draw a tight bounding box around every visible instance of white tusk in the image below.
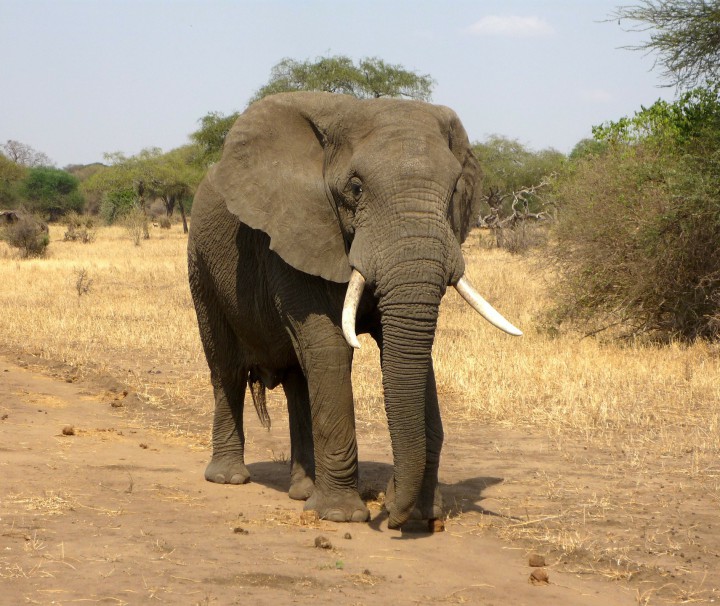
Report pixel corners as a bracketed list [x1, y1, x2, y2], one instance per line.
[342, 269, 366, 349]
[454, 276, 523, 336]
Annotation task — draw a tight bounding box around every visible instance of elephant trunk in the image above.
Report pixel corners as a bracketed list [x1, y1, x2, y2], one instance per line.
[379, 286, 440, 529]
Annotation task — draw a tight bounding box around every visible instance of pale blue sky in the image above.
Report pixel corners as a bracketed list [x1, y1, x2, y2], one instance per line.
[0, 1, 673, 167]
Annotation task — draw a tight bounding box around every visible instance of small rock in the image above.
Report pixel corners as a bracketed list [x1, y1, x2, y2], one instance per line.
[62, 426, 75, 436]
[314, 535, 332, 549]
[344, 532, 352, 540]
[428, 518, 445, 533]
[363, 569, 371, 575]
[1, 414, 8, 420]
[529, 554, 546, 567]
[233, 527, 249, 535]
[139, 443, 148, 449]
[530, 568, 550, 585]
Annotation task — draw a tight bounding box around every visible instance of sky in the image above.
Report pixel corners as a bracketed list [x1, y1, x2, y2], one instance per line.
[0, 0, 676, 168]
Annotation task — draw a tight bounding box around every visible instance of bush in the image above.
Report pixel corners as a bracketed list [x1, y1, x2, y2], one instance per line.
[20, 167, 84, 219]
[100, 189, 136, 224]
[123, 207, 150, 245]
[1, 213, 49, 258]
[552, 141, 720, 341]
[63, 211, 96, 243]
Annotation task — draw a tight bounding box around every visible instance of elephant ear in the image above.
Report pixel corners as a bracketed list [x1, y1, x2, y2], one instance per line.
[210, 92, 352, 283]
[441, 108, 482, 244]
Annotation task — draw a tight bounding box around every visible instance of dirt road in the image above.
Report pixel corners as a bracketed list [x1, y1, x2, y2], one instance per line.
[0, 354, 636, 605]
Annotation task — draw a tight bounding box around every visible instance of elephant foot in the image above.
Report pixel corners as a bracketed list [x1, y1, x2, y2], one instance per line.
[384, 477, 444, 526]
[304, 489, 369, 523]
[204, 456, 251, 485]
[288, 475, 315, 501]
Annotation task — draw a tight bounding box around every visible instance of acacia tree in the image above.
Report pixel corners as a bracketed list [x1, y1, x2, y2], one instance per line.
[613, 0, 720, 88]
[190, 112, 240, 167]
[193, 56, 435, 166]
[250, 55, 434, 103]
[84, 147, 203, 233]
[145, 146, 203, 233]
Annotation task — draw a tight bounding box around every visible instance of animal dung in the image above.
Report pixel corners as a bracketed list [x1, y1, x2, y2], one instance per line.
[314, 535, 332, 549]
[529, 568, 550, 585]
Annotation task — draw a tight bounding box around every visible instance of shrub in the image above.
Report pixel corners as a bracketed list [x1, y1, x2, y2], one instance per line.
[123, 207, 150, 245]
[63, 211, 96, 243]
[20, 167, 84, 219]
[551, 101, 720, 341]
[1, 213, 49, 258]
[100, 189, 136, 225]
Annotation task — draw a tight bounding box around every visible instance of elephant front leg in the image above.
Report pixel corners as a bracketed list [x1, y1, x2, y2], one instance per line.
[290, 328, 368, 522]
[205, 370, 251, 485]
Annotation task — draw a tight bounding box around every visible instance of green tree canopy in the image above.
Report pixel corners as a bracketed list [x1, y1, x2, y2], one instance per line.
[473, 135, 565, 196]
[190, 111, 240, 167]
[0, 153, 27, 208]
[613, 0, 720, 88]
[191, 55, 435, 164]
[250, 55, 434, 103]
[21, 167, 84, 218]
[83, 146, 203, 231]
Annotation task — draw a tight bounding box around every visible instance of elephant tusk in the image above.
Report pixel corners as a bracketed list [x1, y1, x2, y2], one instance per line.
[454, 276, 523, 336]
[342, 269, 366, 349]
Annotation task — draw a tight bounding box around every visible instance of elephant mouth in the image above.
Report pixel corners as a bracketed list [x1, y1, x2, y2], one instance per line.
[341, 267, 522, 349]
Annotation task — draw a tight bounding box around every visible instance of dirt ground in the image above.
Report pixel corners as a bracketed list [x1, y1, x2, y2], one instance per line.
[0, 353, 714, 605]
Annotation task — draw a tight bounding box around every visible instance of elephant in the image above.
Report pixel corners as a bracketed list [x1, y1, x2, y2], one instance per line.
[187, 91, 521, 529]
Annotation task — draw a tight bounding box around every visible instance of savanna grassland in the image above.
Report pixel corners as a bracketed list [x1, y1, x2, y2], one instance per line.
[1, 223, 719, 604]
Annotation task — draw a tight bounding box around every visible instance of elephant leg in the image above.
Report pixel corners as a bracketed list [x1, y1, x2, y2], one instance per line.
[204, 368, 252, 484]
[287, 318, 368, 522]
[384, 364, 444, 521]
[281, 367, 316, 500]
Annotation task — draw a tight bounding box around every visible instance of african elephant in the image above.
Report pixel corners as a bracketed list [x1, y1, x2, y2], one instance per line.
[187, 92, 521, 529]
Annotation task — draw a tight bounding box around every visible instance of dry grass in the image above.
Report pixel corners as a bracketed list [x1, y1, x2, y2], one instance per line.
[2, 223, 720, 602]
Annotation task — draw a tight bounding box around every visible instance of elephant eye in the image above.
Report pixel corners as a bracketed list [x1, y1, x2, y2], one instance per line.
[348, 178, 363, 201]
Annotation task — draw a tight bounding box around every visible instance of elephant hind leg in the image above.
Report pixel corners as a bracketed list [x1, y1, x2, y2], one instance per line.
[282, 367, 316, 500]
[205, 368, 252, 485]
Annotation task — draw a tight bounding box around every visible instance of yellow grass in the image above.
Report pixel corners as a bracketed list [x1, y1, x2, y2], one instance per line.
[1, 224, 719, 454]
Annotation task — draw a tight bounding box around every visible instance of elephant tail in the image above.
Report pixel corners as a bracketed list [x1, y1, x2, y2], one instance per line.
[248, 372, 271, 430]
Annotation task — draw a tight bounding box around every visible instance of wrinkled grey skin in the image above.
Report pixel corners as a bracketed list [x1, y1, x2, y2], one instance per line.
[188, 92, 480, 529]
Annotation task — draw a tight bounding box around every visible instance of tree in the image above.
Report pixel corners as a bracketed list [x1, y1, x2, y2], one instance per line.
[83, 146, 203, 232]
[472, 136, 564, 251]
[613, 0, 720, 88]
[1, 140, 52, 167]
[190, 111, 239, 167]
[144, 146, 204, 233]
[0, 153, 27, 207]
[250, 55, 434, 103]
[21, 167, 84, 219]
[191, 56, 434, 164]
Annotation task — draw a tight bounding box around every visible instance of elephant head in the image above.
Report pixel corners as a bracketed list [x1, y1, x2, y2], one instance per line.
[209, 92, 520, 528]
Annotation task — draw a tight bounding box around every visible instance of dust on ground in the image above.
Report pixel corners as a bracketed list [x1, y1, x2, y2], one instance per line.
[0, 353, 714, 605]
